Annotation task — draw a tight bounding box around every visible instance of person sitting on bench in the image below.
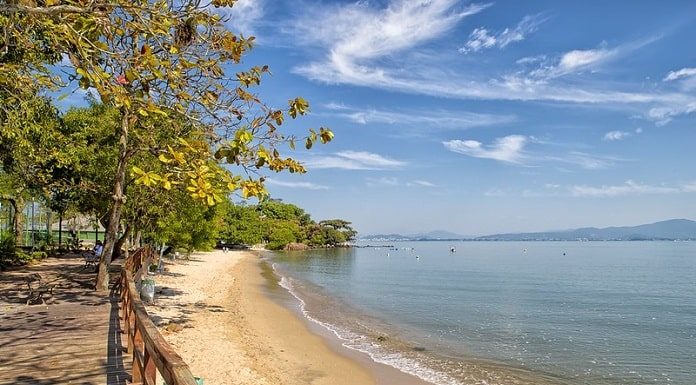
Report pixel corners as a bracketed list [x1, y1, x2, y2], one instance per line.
[82, 240, 103, 271]
[93, 240, 104, 257]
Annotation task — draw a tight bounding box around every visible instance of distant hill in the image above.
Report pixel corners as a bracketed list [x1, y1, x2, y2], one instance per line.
[360, 230, 468, 241]
[476, 219, 696, 241]
[360, 219, 696, 242]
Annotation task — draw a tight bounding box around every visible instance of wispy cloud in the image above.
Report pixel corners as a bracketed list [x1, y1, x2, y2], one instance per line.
[569, 180, 691, 197]
[529, 37, 660, 79]
[445, 135, 625, 169]
[409, 180, 436, 187]
[216, 0, 264, 35]
[489, 180, 696, 198]
[366, 177, 437, 188]
[459, 14, 547, 54]
[443, 135, 527, 163]
[602, 128, 642, 141]
[603, 130, 631, 141]
[550, 152, 620, 170]
[664, 67, 696, 81]
[288, 2, 694, 125]
[304, 151, 406, 170]
[322, 103, 515, 129]
[265, 178, 329, 190]
[292, 0, 490, 85]
[647, 102, 696, 125]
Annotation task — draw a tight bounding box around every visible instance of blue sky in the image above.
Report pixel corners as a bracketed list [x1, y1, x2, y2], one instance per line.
[63, 1, 696, 235]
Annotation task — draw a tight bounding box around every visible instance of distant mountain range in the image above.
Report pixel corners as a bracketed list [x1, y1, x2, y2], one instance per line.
[360, 219, 696, 241]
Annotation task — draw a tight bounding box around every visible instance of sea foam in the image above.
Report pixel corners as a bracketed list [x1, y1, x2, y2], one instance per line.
[274, 264, 463, 385]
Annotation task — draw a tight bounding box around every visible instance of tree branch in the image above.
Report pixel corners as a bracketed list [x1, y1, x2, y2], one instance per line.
[0, 4, 98, 15]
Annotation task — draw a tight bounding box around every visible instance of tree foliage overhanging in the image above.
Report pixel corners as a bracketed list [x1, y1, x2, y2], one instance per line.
[0, 1, 342, 287]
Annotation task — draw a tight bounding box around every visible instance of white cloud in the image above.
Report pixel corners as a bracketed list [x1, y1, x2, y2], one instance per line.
[570, 180, 681, 197]
[527, 47, 617, 79]
[216, 0, 264, 35]
[409, 180, 436, 187]
[540, 151, 625, 170]
[459, 14, 547, 54]
[324, 102, 350, 111]
[559, 152, 617, 170]
[304, 151, 406, 170]
[558, 48, 613, 72]
[460, 28, 496, 53]
[288, 3, 695, 124]
[663, 67, 696, 92]
[322, 103, 515, 129]
[292, 0, 490, 85]
[603, 130, 631, 141]
[445, 136, 625, 169]
[530, 37, 660, 79]
[647, 102, 696, 125]
[443, 135, 527, 163]
[516, 55, 547, 65]
[664, 68, 696, 81]
[265, 178, 329, 190]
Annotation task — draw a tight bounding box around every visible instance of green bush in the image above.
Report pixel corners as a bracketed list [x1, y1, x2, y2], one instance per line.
[0, 231, 15, 254]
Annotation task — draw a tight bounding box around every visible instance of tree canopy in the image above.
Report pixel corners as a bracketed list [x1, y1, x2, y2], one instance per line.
[220, 201, 357, 250]
[1, 0, 334, 289]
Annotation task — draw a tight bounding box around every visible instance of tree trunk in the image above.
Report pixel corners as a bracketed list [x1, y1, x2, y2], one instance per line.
[96, 109, 131, 291]
[9, 198, 24, 247]
[46, 210, 52, 245]
[133, 229, 142, 249]
[113, 223, 131, 261]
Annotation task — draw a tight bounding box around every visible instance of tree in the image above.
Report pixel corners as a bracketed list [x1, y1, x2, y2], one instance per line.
[319, 219, 357, 243]
[0, 95, 65, 246]
[219, 203, 267, 245]
[1, 1, 333, 290]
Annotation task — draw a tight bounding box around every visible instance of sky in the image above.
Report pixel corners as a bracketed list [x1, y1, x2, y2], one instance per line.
[61, 1, 696, 236]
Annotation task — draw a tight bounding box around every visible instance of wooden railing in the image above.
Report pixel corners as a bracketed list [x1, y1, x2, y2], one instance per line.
[120, 246, 198, 385]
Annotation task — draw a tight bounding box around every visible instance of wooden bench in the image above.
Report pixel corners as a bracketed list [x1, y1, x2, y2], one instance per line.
[26, 273, 55, 305]
[82, 252, 99, 272]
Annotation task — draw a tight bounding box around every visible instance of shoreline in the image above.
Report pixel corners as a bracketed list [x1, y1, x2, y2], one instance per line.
[146, 250, 430, 385]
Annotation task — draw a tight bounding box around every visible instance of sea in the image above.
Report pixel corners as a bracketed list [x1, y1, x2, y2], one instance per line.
[265, 241, 696, 385]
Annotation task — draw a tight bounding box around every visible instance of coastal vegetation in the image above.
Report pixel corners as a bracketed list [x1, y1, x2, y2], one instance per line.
[221, 200, 357, 250]
[0, 1, 338, 283]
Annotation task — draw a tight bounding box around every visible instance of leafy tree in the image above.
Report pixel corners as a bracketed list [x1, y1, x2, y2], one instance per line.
[219, 200, 357, 249]
[319, 219, 357, 243]
[148, 189, 223, 253]
[1, 1, 333, 290]
[0, 95, 65, 246]
[258, 200, 312, 225]
[266, 221, 301, 250]
[219, 203, 267, 245]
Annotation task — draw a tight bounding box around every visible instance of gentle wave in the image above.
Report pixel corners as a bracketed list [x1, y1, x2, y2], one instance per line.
[273, 263, 463, 385]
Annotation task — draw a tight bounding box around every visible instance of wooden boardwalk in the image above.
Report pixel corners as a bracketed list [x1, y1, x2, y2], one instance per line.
[0, 254, 131, 385]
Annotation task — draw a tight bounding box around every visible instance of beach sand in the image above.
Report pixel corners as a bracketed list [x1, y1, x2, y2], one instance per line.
[146, 250, 378, 385]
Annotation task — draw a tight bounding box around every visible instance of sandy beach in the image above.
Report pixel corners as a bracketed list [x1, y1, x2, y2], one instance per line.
[145, 250, 378, 385]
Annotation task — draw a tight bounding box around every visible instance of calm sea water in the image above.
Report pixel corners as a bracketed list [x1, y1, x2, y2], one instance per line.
[267, 241, 696, 385]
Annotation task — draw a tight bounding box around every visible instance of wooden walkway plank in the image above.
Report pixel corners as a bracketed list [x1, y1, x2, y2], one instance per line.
[0, 254, 131, 385]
